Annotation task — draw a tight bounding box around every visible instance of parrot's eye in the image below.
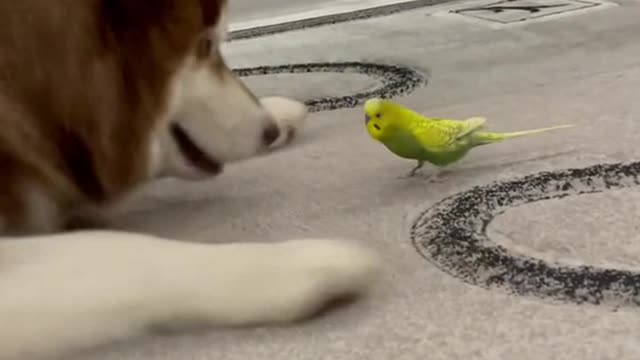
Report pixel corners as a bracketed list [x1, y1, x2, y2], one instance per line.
[375, 113, 381, 118]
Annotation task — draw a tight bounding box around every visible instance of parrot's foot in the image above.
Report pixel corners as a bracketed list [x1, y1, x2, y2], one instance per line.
[398, 169, 423, 179]
[425, 171, 444, 183]
[399, 162, 425, 178]
[398, 168, 445, 182]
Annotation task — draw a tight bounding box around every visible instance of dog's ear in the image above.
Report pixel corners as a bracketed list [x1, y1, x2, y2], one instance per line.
[102, 0, 225, 31]
[198, 0, 226, 27]
[102, 0, 178, 30]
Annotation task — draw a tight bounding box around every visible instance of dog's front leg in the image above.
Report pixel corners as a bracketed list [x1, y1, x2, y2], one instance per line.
[0, 231, 379, 360]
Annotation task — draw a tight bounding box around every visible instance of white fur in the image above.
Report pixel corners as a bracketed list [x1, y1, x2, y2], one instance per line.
[151, 14, 275, 179]
[0, 6, 380, 360]
[214, 3, 229, 42]
[0, 232, 379, 360]
[152, 59, 274, 178]
[261, 96, 309, 148]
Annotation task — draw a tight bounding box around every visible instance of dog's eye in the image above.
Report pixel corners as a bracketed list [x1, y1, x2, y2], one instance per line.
[196, 38, 213, 59]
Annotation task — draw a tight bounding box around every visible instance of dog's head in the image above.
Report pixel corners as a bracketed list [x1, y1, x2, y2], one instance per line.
[109, 0, 284, 180]
[0, 0, 305, 231]
[159, 1, 286, 179]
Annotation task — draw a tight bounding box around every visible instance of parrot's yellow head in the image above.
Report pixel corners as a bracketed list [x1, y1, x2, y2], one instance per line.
[364, 98, 401, 141]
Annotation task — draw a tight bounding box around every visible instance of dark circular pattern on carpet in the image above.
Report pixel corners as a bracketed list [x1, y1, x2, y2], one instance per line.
[410, 161, 640, 309]
[234, 61, 427, 112]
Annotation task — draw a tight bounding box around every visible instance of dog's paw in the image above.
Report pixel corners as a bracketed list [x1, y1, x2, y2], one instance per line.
[259, 96, 308, 148]
[268, 238, 380, 321]
[204, 238, 380, 325]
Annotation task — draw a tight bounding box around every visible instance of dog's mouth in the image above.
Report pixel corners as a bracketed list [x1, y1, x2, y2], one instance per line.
[170, 123, 223, 175]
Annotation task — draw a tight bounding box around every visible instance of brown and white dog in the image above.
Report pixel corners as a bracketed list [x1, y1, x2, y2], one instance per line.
[0, 1, 379, 359]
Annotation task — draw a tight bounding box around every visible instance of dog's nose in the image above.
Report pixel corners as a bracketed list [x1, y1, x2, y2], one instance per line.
[262, 123, 281, 146]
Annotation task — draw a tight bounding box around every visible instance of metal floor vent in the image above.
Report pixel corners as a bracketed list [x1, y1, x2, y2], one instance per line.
[445, 0, 613, 25]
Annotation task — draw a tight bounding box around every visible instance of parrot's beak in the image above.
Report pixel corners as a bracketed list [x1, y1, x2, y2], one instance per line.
[364, 114, 371, 124]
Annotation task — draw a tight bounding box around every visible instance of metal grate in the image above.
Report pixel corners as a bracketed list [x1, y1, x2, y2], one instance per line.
[449, 0, 603, 24]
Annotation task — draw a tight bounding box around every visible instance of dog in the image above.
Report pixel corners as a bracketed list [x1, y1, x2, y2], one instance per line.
[0, 1, 380, 359]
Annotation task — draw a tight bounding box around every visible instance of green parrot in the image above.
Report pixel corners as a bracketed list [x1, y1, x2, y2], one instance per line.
[363, 98, 574, 180]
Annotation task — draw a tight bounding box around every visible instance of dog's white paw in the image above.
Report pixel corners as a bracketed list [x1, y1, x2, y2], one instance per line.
[267, 238, 380, 321]
[0, 234, 380, 359]
[259, 96, 308, 148]
[203, 238, 380, 325]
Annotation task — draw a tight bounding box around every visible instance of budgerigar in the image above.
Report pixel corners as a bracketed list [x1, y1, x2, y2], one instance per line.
[363, 98, 574, 180]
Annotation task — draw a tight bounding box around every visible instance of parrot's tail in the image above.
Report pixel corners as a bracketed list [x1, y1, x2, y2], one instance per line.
[472, 124, 575, 145]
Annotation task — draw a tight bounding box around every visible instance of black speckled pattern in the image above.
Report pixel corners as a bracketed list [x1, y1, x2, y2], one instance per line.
[410, 161, 640, 309]
[234, 62, 427, 112]
[228, 0, 455, 41]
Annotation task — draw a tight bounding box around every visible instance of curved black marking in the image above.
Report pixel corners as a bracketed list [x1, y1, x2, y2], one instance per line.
[410, 161, 640, 308]
[234, 62, 427, 112]
[228, 0, 454, 41]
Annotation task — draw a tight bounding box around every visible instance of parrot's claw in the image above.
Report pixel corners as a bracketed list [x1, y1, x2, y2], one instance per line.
[426, 174, 443, 183]
[398, 169, 445, 182]
[398, 169, 423, 179]
[425, 169, 446, 183]
[400, 162, 425, 178]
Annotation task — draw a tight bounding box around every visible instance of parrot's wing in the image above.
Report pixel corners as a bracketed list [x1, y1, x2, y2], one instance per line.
[454, 117, 487, 139]
[412, 116, 487, 152]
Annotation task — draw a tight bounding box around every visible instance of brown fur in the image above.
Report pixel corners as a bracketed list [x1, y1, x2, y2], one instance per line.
[0, 0, 225, 230]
